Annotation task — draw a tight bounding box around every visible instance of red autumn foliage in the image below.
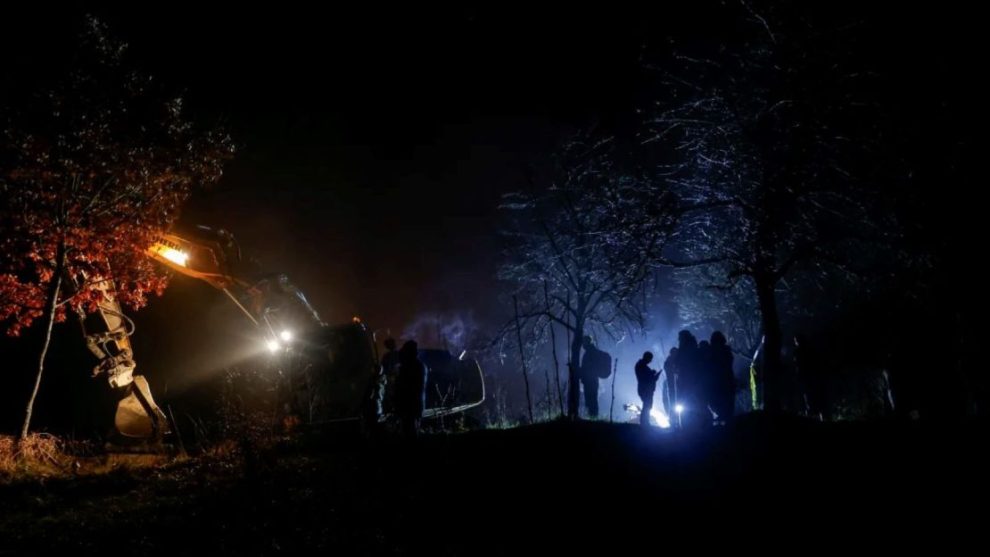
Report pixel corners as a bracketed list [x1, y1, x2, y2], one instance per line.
[0, 17, 234, 337]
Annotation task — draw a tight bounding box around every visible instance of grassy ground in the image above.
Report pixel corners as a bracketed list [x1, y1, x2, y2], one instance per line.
[1, 415, 987, 555]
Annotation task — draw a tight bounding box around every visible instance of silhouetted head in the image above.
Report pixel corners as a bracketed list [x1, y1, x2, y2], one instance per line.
[711, 331, 727, 348]
[642, 351, 653, 363]
[582, 335, 594, 349]
[400, 340, 418, 360]
[677, 330, 697, 350]
[384, 338, 397, 351]
[669, 347, 679, 357]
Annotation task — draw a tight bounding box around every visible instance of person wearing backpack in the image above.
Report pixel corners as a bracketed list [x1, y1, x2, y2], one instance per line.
[579, 335, 612, 418]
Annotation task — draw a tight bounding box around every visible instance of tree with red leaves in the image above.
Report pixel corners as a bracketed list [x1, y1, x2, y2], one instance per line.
[0, 17, 234, 439]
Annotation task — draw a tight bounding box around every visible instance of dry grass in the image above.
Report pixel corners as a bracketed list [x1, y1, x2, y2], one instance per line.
[0, 433, 70, 479]
[1, 434, 181, 481]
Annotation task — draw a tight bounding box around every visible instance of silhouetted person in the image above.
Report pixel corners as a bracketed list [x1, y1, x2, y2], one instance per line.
[635, 352, 661, 426]
[663, 347, 679, 423]
[396, 340, 427, 437]
[379, 338, 400, 413]
[381, 338, 400, 374]
[709, 331, 735, 424]
[794, 334, 827, 421]
[580, 335, 611, 418]
[698, 339, 714, 422]
[674, 330, 703, 428]
[363, 338, 399, 434]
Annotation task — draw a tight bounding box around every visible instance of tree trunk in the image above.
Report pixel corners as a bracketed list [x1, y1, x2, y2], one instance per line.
[19, 246, 66, 441]
[568, 320, 584, 419]
[609, 357, 617, 422]
[544, 282, 565, 417]
[755, 275, 783, 414]
[513, 295, 534, 424]
[549, 321, 564, 417]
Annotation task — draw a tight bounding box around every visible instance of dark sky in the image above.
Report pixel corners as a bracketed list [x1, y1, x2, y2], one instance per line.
[47, 5, 658, 331]
[3, 3, 980, 334]
[4, 3, 771, 336]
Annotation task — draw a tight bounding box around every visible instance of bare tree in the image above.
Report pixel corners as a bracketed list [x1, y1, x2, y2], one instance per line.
[644, 4, 897, 411]
[499, 135, 679, 419]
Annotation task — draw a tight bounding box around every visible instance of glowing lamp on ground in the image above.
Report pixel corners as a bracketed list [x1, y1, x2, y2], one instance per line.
[674, 404, 685, 415]
[650, 409, 672, 429]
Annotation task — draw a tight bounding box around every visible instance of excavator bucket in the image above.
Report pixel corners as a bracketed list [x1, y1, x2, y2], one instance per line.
[113, 375, 170, 443]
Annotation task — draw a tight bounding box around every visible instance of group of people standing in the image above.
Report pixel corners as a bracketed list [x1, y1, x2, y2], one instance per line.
[373, 328, 828, 434]
[572, 330, 736, 428]
[636, 329, 736, 428]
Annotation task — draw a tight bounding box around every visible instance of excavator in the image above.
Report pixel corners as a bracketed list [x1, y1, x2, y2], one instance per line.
[77, 225, 485, 447]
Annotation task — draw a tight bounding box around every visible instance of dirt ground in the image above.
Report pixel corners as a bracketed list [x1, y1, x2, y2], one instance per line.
[2, 415, 987, 555]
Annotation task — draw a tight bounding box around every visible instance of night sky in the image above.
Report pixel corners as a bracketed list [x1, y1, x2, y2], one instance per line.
[4, 5, 653, 331]
[4, 5, 709, 331]
[1, 3, 983, 427]
[3, 4, 979, 329]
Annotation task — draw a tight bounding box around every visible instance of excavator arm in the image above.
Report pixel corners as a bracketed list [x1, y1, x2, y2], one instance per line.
[148, 227, 324, 335]
[149, 227, 487, 428]
[85, 224, 483, 446]
[79, 225, 323, 447]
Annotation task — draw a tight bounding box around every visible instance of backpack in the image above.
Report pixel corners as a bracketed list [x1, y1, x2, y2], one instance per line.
[589, 348, 612, 379]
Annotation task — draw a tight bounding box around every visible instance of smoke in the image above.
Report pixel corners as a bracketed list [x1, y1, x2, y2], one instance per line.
[401, 310, 481, 352]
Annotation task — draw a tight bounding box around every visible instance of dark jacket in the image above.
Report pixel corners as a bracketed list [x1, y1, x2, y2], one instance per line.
[635, 359, 659, 394]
